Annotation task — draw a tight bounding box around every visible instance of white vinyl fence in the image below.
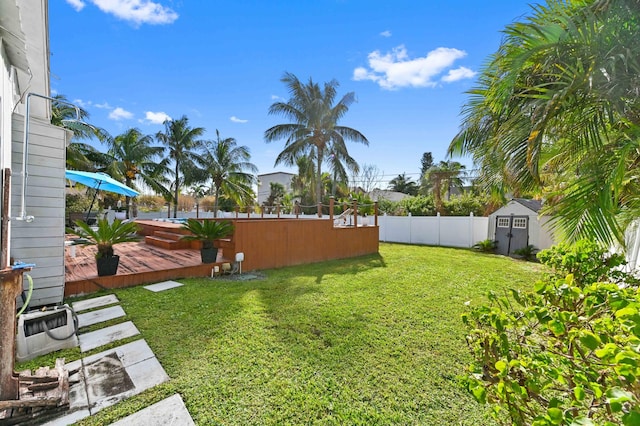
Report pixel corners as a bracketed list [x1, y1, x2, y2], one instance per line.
[378, 213, 489, 248]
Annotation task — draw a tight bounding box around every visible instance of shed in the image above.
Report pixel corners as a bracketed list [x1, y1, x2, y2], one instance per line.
[488, 198, 556, 256]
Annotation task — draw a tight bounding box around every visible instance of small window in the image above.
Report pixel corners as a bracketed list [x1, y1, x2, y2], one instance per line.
[513, 218, 527, 229]
[497, 217, 510, 228]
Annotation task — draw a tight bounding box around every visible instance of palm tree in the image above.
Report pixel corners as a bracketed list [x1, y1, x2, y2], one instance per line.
[198, 130, 257, 216]
[156, 115, 205, 218]
[51, 94, 109, 170]
[448, 0, 640, 245]
[265, 72, 369, 207]
[388, 173, 418, 196]
[425, 161, 466, 214]
[103, 128, 169, 218]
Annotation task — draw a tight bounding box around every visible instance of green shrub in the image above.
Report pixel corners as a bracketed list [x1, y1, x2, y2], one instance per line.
[462, 240, 640, 425]
[513, 244, 538, 261]
[65, 192, 93, 212]
[443, 193, 488, 216]
[473, 239, 496, 253]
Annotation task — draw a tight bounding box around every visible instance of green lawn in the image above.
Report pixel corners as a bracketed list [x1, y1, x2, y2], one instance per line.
[29, 243, 543, 425]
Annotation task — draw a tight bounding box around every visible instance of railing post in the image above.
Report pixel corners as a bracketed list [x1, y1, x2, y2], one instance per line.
[247, 205, 251, 218]
[277, 205, 280, 219]
[352, 199, 358, 227]
[235, 206, 239, 219]
[374, 201, 379, 227]
[261, 206, 264, 219]
[317, 203, 322, 218]
[329, 196, 334, 223]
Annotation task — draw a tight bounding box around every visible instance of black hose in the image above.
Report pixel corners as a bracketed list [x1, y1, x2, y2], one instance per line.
[42, 305, 79, 341]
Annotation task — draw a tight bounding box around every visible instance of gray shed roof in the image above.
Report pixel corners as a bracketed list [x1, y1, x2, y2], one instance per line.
[512, 198, 543, 213]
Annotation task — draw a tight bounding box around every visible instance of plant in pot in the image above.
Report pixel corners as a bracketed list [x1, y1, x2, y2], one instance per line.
[69, 218, 140, 276]
[180, 219, 234, 263]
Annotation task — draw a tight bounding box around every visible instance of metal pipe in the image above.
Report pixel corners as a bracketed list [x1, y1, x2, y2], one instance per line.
[16, 93, 81, 223]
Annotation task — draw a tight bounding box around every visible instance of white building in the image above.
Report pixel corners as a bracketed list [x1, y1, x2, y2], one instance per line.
[2, 0, 71, 306]
[488, 198, 557, 256]
[257, 172, 295, 205]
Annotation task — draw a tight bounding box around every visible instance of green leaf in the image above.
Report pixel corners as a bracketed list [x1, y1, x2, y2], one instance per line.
[622, 410, 640, 426]
[548, 320, 566, 336]
[574, 386, 586, 402]
[547, 407, 563, 425]
[470, 385, 486, 404]
[579, 332, 600, 351]
[571, 417, 595, 426]
[495, 360, 508, 374]
[615, 306, 638, 318]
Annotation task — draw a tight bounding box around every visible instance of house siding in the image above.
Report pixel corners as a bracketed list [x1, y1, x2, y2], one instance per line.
[11, 114, 66, 306]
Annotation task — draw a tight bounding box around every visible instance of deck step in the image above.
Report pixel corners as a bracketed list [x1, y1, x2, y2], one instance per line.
[214, 238, 235, 250]
[144, 235, 192, 250]
[153, 230, 185, 242]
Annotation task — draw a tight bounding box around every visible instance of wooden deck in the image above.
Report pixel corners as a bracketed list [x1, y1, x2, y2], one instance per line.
[65, 218, 379, 297]
[64, 240, 229, 297]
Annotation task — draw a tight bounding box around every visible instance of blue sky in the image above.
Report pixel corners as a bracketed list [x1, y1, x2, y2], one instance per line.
[50, 0, 534, 186]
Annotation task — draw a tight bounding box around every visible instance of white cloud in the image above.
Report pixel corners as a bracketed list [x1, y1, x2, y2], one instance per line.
[380, 30, 392, 37]
[94, 102, 112, 109]
[441, 66, 476, 82]
[145, 111, 171, 124]
[271, 95, 284, 101]
[230, 116, 248, 123]
[66, 0, 86, 11]
[353, 45, 473, 89]
[109, 107, 133, 120]
[72, 0, 178, 25]
[73, 98, 90, 108]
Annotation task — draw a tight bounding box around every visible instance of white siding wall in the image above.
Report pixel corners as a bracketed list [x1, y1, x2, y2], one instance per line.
[11, 114, 66, 306]
[257, 173, 294, 204]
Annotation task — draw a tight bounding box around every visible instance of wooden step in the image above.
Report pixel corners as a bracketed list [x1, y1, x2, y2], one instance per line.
[214, 238, 235, 249]
[144, 235, 192, 250]
[153, 230, 185, 242]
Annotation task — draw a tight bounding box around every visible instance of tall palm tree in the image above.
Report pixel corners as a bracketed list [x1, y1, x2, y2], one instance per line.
[198, 130, 257, 216]
[103, 128, 169, 218]
[449, 0, 640, 245]
[265, 72, 369, 207]
[156, 115, 205, 218]
[425, 161, 466, 214]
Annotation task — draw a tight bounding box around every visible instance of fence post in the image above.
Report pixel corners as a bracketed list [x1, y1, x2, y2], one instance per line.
[317, 203, 322, 218]
[469, 212, 474, 248]
[408, 213, 412, 244]
[352, 199, 358, 227]
[437, 212, 441, 246]
[329, 197, 334, 223]
[374, 201, 379, 227]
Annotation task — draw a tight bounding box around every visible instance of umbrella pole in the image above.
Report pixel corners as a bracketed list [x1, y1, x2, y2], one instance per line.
[85, 182, 101, 223]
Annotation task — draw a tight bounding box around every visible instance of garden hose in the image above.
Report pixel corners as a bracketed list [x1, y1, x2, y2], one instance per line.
[16, 273, 33, 317]
[42, 305, 79, 341]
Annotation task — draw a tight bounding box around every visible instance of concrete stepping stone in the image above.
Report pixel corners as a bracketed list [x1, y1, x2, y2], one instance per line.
[72, 294, 119, 312]
[109, 394, 194, 425]
[78, 305, 126, 328]
[79, 321, 139, 352]
[143, 280, 184, 292]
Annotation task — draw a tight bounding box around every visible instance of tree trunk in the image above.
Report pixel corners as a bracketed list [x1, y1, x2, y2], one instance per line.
[213, 186, 220, 218]
[173, 162, 179, 218]
[316, 148, 323, 214]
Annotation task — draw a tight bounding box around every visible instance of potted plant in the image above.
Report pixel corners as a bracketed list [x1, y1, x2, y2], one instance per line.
[180, 219, 234, 263]
[69, 218, 140, 276]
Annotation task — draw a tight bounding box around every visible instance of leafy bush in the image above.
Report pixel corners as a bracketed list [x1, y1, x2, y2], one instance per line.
[137, 195, 165, 212]
[462, 240, 640, 425]
[399, 195, 436, 216]
[473, 239, 496, 253]
[513, 244, 538, 261]
[443, 193, 488, 216]
[65, 193, 93, 212]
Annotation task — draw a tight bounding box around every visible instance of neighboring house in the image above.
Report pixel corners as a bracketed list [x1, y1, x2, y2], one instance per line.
[257, 172, 295, 205]
[488, 198, 556, 256]
[2, 0, 70, 306]
[367, 188, 410, 203]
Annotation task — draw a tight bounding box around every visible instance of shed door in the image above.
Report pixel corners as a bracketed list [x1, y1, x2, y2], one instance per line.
[495, 216, 529, 256]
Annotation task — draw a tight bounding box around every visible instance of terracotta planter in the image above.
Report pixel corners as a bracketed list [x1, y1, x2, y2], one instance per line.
[97, 255, 120, 276]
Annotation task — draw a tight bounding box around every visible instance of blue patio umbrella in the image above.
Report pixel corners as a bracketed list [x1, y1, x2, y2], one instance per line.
[65, 170, 140, 221]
